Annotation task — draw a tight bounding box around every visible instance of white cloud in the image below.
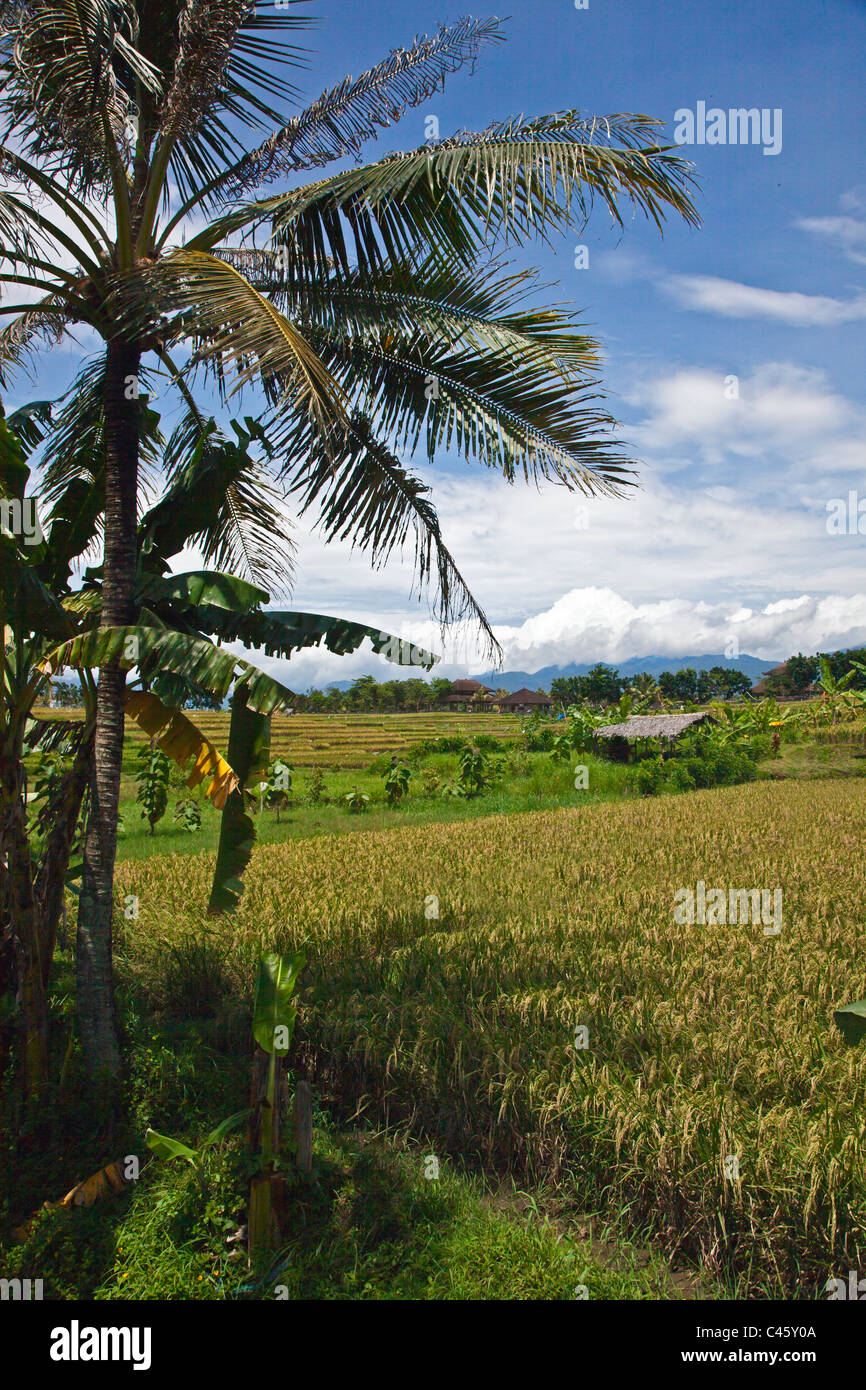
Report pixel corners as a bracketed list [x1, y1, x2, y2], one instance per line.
[797, 215, 866, 266]
[625, 363, 856, 455]
[231, 586, 866, 690]
[797, 187, 866, 264]
[661, 274, 866, 325]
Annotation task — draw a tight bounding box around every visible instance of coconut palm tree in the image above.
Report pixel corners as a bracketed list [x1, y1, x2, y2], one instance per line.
[0, 3, 698, 1075]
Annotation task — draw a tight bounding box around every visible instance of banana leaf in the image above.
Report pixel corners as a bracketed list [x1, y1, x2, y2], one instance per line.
[207, 689, 271, 914]
[125, 690, 239, 809]
[252, 951, 306, 1056]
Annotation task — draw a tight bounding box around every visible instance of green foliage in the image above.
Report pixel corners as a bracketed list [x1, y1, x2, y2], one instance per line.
[548, 733, 573, 764]
[458, 744, 497, 796]
[174, 797, 203, 833]
[305, 766, 326, 805]
[635, 745, 757, 797]
[344, 787, 370, 813]
[252, 952, 305, 1058]
[146, 1110, 251, 1193]
[384, 760, 412, 805]
[264, 758, 293, 819]
[135, 744, 170, 834]
[636, 757, 666, 797]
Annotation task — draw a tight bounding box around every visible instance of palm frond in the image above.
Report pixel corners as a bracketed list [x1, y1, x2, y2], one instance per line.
[275, 408, 498, 662]
[152, 248, 346, 429]
[140, 407, 296, 593]
[0, 298, 72, 387]
[218, 250, 601, 388]
[215, 17, 504, 198]
[39, 354, 163, 523]
[1, 0, 161, 196]
[187, 110, 699, 277]
[136, 0, 308, 218]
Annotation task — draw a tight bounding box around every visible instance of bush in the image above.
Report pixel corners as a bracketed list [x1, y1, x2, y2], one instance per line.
[666, 763, 696, 793]
[305, 767, 327, 805]
[636, 758, 665, 797]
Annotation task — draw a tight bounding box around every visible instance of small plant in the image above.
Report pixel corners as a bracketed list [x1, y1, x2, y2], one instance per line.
[344, 786, 370, 813]
[384, 759, 412, 805]
[506, 749, 531, 778]
[458, 744, 497, 796]
[549, 733, 572, 764]
[135, 743, 170, 834]
[440, 780, 466, 799]
[306, 766, 326, 805]
[636, 756, 665, 797]
[249, 951, 306, 1259]
[173, 797, 202, 832]
[417, 767, 442, 797]
[145, 1109, 251, 1197]
[266, 758, 293, 821]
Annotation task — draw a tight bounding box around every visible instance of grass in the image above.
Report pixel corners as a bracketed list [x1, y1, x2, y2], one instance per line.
[113, 777, 866, 1298]
[113, 750, 637, 861]
[0, 1027, 684, 1301]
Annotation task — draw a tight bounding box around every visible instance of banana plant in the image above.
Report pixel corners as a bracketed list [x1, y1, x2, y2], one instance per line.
[815, 657, 857, 725]
[2, 396, 439, 1093]
[145, 1109, 251, 1198]
[248, 950, 305, 1260]
[384, 760, 411, 805]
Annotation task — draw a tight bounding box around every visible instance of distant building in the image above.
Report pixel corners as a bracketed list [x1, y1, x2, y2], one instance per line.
[495, 688, 554, 713]
[751, 661, 817, 699]
[443, 679, 495, 707]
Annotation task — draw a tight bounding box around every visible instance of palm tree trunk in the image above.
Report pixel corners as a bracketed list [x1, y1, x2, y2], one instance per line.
[77, 340, 141, 1079]
[34, 724, 94, 988]
[0, 744, 48, 1094]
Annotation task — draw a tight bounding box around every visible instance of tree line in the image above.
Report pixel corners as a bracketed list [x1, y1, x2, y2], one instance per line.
[549, 663, 753, 707]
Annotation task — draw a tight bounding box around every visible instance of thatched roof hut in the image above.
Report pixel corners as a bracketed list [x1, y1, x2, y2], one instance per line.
[595, 712, 712, 741]
[595, 712, 712, 759]
[443, 679, 494, 706]
[495, 687, 553, 711]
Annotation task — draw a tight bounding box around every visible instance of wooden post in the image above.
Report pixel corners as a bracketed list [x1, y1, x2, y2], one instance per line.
[294, 1080, 313, 1174]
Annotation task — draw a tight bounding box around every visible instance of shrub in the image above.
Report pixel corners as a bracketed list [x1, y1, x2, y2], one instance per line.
[306, 767, 326, 805]
[135, 745, 170, 834]
[384, 761, 412, 806]
[636, 758, 665, 797]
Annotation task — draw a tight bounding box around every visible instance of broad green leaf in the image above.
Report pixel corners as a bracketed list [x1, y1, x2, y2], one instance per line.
[207, 689, 271, 914]
[145, 1128, 200, 1166]
[252, 951, 306, 1055]
[43, 624, 295, 715]
[834, 1001, 866, 1045]
[202, 1109, 253, 1150]
[139, 569, 269, 615]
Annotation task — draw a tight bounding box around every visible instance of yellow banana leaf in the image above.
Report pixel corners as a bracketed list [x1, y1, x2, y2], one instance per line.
[125, 690, 239, 809]
[60, 1161, 127, 1207]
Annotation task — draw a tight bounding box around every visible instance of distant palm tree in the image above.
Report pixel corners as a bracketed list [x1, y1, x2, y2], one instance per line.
[0, 3, 698, 1074]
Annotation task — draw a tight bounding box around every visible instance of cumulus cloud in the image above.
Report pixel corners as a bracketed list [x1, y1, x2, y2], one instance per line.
[624, 362, 856, 457]
[661, 274, 866, 325]
[229, 587, 866, 690]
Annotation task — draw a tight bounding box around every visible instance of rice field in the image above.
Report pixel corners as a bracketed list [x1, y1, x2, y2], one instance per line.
[116, 776, 866, 1296]
[35, 709, 523, 768]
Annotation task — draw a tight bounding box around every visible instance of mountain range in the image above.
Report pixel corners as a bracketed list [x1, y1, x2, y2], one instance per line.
[321, 652, 780, 694]
[470, 652, 779, 693]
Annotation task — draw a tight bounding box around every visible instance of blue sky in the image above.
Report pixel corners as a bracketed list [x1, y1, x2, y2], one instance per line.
[11, 0, 866, 685]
